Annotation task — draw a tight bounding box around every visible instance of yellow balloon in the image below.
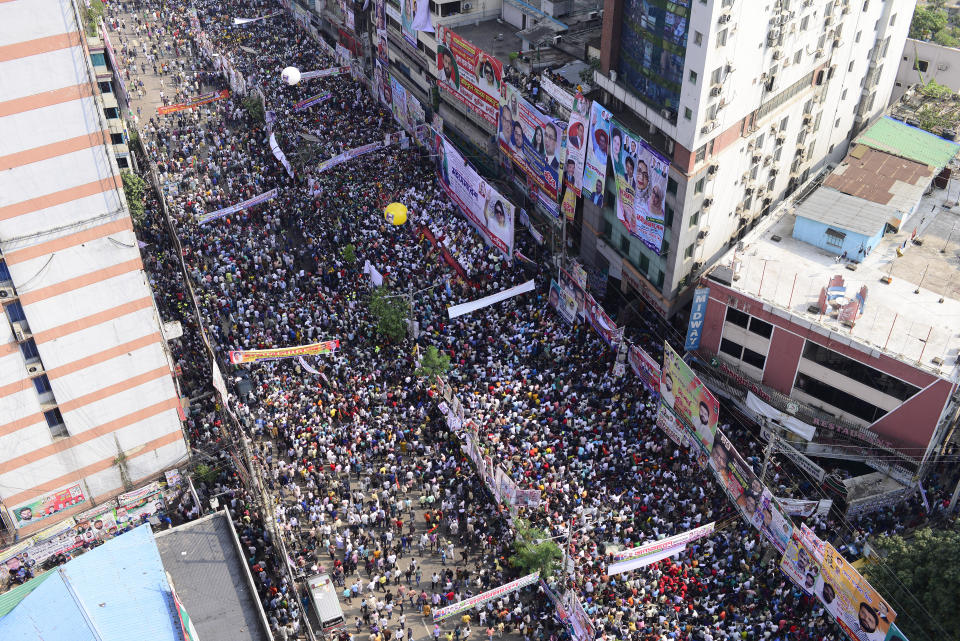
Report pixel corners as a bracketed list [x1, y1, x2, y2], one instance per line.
[384, 202, 408, 226]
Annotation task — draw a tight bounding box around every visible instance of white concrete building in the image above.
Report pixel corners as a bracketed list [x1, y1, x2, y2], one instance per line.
[586, 0, 914, 318]
[891, 37, 960, 104]
[0, 0, 188, 540]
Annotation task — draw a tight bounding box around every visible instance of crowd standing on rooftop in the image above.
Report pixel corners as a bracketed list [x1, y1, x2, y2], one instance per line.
[84, 1, 960, 640]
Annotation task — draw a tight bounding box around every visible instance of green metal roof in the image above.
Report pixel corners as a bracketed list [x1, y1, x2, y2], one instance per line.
[855, 116, 960, 169]
[0, 570, 54, 619]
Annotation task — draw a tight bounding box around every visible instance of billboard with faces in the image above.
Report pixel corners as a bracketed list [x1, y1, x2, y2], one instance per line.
[610, 121, 669, 254]
[660, 342, 718, 454]
[499, 84, 565, 203]
[435, 26, 502, 127]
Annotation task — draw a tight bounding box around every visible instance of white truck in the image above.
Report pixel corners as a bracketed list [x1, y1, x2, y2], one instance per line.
[306, 572, 344, 629]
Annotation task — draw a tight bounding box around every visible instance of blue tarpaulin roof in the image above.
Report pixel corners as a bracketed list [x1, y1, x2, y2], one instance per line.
[0, 524, 180, 641]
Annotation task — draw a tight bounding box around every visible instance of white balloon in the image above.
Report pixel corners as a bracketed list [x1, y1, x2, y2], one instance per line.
[281, 66, 301, 86]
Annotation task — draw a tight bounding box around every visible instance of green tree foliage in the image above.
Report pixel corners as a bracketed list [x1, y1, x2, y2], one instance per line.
[865, 528, 960, 641]
[369, 287, 410, 343]
[341, 243, 357, 264]
[415, 345, 451, 378]
[242, 95, 265, 123]
[82, 0, 105, 37]
[509, 518, 563, 579]
[122, 170, 147, 225]
[910, 5, 949, 41]
[193, 463, 218, 485]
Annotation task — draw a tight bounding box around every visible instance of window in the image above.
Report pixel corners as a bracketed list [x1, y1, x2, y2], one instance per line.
[694, 31, 703, 46]
[793, 50, 802, 64]
[889, 13, 896, 26]
[794, 373, 885, 423]
[4, 301, 26, 323]
[688, 211, 700, 227]
[689, 70, 698, 84]
[717, 29, 728, 47]
[0, 258, 10, 282]
[117, 157, 129, 169]
[684, 107, 693, 120]
[835, 118, 841, 128]
[110, 133, 124, 145]
[98, 81, 113, 93]
[694, 178, 705, 194]
[104, 107, 120, 119]
[711, 67, 723, 85]
[620, 235, 631, 254]
[855, 30, 862, 43]
[848, 61, 854, 72]
[44, 408, 67, 437]
[748, 316, 773, 338]
[742, 348, 766, 370]
[841, 89, 848, 100]
[20, 338, 40, 362]
[684, 243, 695, 259]
[639, 253, 650, 273]
[667, 177, 679, 194]
[801, 15, 809, 30]
[779, 116, 789, 132]
[915, 59, 929, 73]
[825, 227, 845, 248]
[801, 342, 919, 401]
[720, 337, 743, 358]
[33, 375, 52, 395]
[90, 52, 106, 66]
[725, 307, 749, 328]
[665, 203, 674, 228]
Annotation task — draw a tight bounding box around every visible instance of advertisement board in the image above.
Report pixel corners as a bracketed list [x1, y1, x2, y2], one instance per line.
[816, 543, 896, 641]
[500, 84, 565, 202]
[434, 133, 514, 257]
[229, 340, 340, 364]
[11, 483, 86, 527]
[436, 26, 502, 127]
[684, 287, 709, 350]
[611, 121, 669, 254]
[582, 101, 612, 206]
[585, 294, 619, 349]
[780, 532, 821, 595]
[660, 342, 718, 453]
[628, 344, 661, 395]
[563, 100, 590, 195]
[549, 279, 577, 325]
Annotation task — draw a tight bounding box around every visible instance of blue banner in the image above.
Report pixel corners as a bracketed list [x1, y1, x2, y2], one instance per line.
[684, 287, 709, 351]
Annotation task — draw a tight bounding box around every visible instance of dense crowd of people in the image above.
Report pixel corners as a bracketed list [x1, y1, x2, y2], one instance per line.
[97, 1, 960, 641]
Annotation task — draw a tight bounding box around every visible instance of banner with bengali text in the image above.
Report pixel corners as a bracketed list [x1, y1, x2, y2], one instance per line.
[435, 26, 502, 127]
[157, 89, 230, 115]
[229, 340, 340, 364]
[197, 188, 278, 224]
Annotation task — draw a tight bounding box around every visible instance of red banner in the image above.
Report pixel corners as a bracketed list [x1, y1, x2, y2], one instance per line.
[158, 89, 230, 115]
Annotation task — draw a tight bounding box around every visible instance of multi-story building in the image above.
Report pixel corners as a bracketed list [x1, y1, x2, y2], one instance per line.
[890, 37, 960, 104]
[584, 0, 914, 319]
[0, 0, 188, 541]
[88, 18, 137, 171]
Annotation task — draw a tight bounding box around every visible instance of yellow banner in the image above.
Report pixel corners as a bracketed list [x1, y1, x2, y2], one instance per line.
[229, 340, 340, 364]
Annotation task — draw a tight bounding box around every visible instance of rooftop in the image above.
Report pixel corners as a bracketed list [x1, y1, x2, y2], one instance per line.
[450, 20, 524, 66]
[154, 512, 269, 641]
[793, 187, 898, 237]
[856, 115, 960, 168]
[708, 179, 960, 380]
[823, 145, 933, 211]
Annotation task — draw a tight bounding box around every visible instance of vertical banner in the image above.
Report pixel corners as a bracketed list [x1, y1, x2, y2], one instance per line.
[389, 74, 410, 127]
[434, 133, 514, 257]
[563, 97, 590, 195]
[660, 342, 719, 454]
[585, 294, 620, 349]
[561, 188, 577, 221]
[610, 121, 668, 253]
[816, 543, 897, 641]
[399, 0, 419, 45]
[500, 84, 565, 203]
[582, 102, 612, 206]
[549, 279, 577, 324]
[558, 268, 585, 321]
[684, 287, 710, 350]
[780, 532, 822, 595]
[435, 26, 502, 127]
[628, 344, 661, 394]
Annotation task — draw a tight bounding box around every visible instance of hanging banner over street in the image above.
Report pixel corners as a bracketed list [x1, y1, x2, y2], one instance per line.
[300, 66, 352, 80]
[612, 522, 715, 563]
[500, 84, 565, 203]
[816, 543, 897, 641]
[229, 340, 340, 364]
[433, 572, 540, 621]
[608, 544, 686, 576]
[661, 342, 718, 454]
[434, 132, 515, 257]
[317, 140, 386, 173]
[293, 92, 332, 111]
[197, 188, 278, 224]
[611, 121, 669, 254]
[157, 89, 230, 115]
[447, 280, 535, 319]
[436, 26, 502, 127]
[582, 102, 612, 206]
[628, 344, 661, 395]
[563, 99, 590, 195]
[269, 132, 294, 177]
[585, 294, 619, 349]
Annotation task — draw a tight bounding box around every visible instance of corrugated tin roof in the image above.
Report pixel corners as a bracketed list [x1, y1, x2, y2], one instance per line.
[855, 116, 960, 169]
[793, 187, 897, 237]
[0, 525, 179, 641]
[0, 571, 54, 619]
[823, 146, 933, 209]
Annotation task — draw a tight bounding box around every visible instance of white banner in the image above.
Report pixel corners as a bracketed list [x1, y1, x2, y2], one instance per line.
[607, 543, 686, 576]
[432, 572, 539, 621]
[270, 133, 294, 177]
[612, 522, 714, 562]
[746, 392, 816, 441]
[233, 12, 280, 25]
[197, 188, 278, 224]
[300, 65, 351, 80]
[363, 260, 384, 286]
[297, 356, 321, 375]
[447, 280, 535, 319]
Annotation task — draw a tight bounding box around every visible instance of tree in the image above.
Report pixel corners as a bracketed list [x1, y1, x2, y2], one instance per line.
[909, 6, 949, 41]
[82, 0, 105, 37]
[122, 170, 147, 226]
[341, 243, 357, 264]
[865, 528, 960, 641]
[369, 286, 410, 343]
[193, 463, 218, 485]
[510, 518, 563, 579]
[415, 345, 451, 378]
[242, 95, 265, 123]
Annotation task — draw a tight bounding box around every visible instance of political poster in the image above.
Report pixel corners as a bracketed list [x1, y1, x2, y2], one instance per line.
[607, 544, 686, 576]
[229, 339, 340, 364]
[684, 287, 709, 351]
[585, 293, 619, 349]
[563, 100, 590, 195]
[389, 74, 409, 128]
[610, 522, 714, 574]
[375, 60, 391, 106]
[610, 121, 669, 253]
[780, 532, 822, 595]
[884, 625, 909, 641]
[561, 188, 577, 221]
[660, 342, 718, 454]
[564, 592, 595, 641]
[710, 430, 764, 519]
[115, 491, 165, 526]
[558, 267, 585, 320]
[197, 188, 278, 224]
[74, 505, 120, 543]
[317, 140, 385, 173]
[800, 523, 826, 562]
[399, 0, 431, 46]
[433, 572, 539, 621]
[11, 483, 86, 527]
[777, 497, 832, 518]
[292, 92, 332, 111]
[434, 133, 514, 257]
[435, 26, 502, 127]
[582, 102, 612, 206]
[628, 344, 661, 395]
[157, 89, 230, 115]
[549, 279, 578, 325]
[500, 84, 565, 202]
[752, 488, 793, 552]
[816, 543, 896, 641]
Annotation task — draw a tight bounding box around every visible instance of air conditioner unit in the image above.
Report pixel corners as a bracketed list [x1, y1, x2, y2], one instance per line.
[803, 112, 812, 123]
[12, 322, 25, 342]
[841, 6, 849, 14]
[772, 50, 783, 60]
[26, 363, 43, 376]
[770, 167, 780, 176]
[833, 39, 841, 48]
[815, 48, 824, 58]
[710, 84, 723, 96]
[609, 70, 618, 82]
[698, 228, 711, 239]
[763, 155, 773, 166]
[462, 1, 472, 8]
[696, 235, 706, 246]
[707, 164, 718, 175]
[552, 34, 562, 44]
[0, 286, 13, 299]
[701, 120, 718, 134]
[825, 15, 834, 26]
[702, 198, 714, 209]
[718, 13, 731, 24]
[725, 63, 735, 74]
[692, 261, 704, 271]
[588, 10, 599, 20]
[741, 171, 750, 182]
[776, 132, 786, 144]
[796, 142, 806, 151]
[735, 204, 745, 214]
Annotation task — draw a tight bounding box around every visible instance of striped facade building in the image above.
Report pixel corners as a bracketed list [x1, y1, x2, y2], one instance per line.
[0, 0, 187, 540]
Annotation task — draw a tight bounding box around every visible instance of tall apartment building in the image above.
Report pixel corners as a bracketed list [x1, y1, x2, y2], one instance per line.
[88, 18, 137, 171]
[585, 0, 913, 318]
[0, 0, 188, 540]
